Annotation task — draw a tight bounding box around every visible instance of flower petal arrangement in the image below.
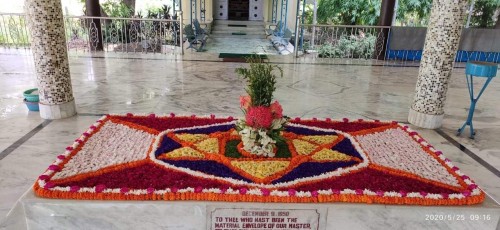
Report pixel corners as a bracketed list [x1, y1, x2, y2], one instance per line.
[235, 55, 288, 157]
[34, 114, 485, 206]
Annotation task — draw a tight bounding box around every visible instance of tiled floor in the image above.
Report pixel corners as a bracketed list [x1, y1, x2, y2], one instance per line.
[0, 50, 499, 225]
[203, 37, 278, 54]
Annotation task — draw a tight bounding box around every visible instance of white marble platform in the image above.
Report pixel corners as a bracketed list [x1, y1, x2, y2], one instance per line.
[1, 190, 499, 230]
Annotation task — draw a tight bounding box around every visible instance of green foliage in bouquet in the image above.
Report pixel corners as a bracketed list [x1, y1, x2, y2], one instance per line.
[235, 56, 283, 107]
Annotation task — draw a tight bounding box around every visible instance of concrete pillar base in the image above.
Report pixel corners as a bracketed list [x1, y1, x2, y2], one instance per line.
[408, 108, 443, 129]
[39, 100, 77, 120]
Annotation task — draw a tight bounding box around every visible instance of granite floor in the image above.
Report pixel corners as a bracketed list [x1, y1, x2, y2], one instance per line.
[0, 50, 499, 227]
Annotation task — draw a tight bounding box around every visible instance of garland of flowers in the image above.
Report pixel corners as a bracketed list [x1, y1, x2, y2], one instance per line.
[235, 56, 288, 157]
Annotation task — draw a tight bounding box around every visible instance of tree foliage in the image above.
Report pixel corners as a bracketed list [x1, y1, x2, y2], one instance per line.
[396, 0, 432, 26]
[315, 0, 500, 28]
[317, 0, 381, 25]
[469, 0, 500, 28]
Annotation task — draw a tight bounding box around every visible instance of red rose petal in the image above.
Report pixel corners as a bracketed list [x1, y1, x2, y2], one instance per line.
[44, 182, 55, 189]
[38, 175, 49, 180]
[468, 184, 478, 190]
[311, 191, 319, 197]
[70, 186, 80, 192]
[95, 184, 106, 193]
[48, 165, 60, 171]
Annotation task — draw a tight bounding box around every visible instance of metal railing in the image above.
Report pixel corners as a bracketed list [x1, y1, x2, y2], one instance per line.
[0, 13, 184, 54]
[298, 24, 392, 61]
[0, 13, 30, 48]
[64, 16, 182, 54]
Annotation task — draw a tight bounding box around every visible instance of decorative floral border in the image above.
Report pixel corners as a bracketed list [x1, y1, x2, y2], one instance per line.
[33, 114, 485, 205]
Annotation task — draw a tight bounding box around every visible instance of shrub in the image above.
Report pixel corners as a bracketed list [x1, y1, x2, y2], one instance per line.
[318, 33, 376, 59]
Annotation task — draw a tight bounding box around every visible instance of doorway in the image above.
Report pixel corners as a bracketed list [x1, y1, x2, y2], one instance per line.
[228, 0, 249, 20]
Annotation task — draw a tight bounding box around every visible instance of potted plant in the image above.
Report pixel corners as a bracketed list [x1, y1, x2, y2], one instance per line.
[235, 56, 288, 157]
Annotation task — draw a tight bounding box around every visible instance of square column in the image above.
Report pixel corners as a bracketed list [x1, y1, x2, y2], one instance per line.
[24, 0, 76, 119]
[408, 0, 468, 129]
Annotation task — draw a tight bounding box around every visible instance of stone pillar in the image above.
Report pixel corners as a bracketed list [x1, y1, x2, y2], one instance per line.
[374, 0, 396, 60]
[408, 0, 468, 129]
[86, 0, 104, 51]
[25, 0, 77, 119]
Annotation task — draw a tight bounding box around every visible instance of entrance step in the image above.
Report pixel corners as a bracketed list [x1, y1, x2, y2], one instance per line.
[214, 20, 265, 26]
[212, 26, 263, 33]
[211, 20, 266, 39]
[211, 30, 264, 35]
[209, 34, 266, 39]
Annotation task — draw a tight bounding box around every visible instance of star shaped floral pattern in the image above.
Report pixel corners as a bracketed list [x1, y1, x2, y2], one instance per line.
[154, 127, 361, 184]
[34, 114, 485, 205]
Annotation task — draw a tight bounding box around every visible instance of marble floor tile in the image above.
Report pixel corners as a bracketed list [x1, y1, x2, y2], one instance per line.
[204, 37, 278, 54]
[0, 50, 499, 225]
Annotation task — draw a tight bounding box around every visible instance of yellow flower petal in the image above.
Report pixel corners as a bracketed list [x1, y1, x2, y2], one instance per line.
[195, 138, 219, 154]
[301, 135, 338, 145]
[164, 147, 205, 159]
[231, 161, 289, 179]
[311, 149, 351, 161]
[292, 139, 318, 155]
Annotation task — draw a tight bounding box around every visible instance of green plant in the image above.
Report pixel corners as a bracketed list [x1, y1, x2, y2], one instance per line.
[469, 0, 500, 28]
[318, 33, 376, 59]
[317, 0, 381, 25]
[101, 0, 133, 18]
[0, 34, 6, 44]
[0, 16, 30, 46]
[235, 56, 283, 107]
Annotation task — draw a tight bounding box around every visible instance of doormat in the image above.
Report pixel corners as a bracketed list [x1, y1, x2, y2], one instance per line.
[228, 24, 247, 27]
[218, 53, 268, 59]
[232, 32, 247, 35]
[34, 114, 484, 205]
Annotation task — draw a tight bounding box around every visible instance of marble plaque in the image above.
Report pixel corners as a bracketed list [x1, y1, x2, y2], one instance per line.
[208, 207, 320, 230]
